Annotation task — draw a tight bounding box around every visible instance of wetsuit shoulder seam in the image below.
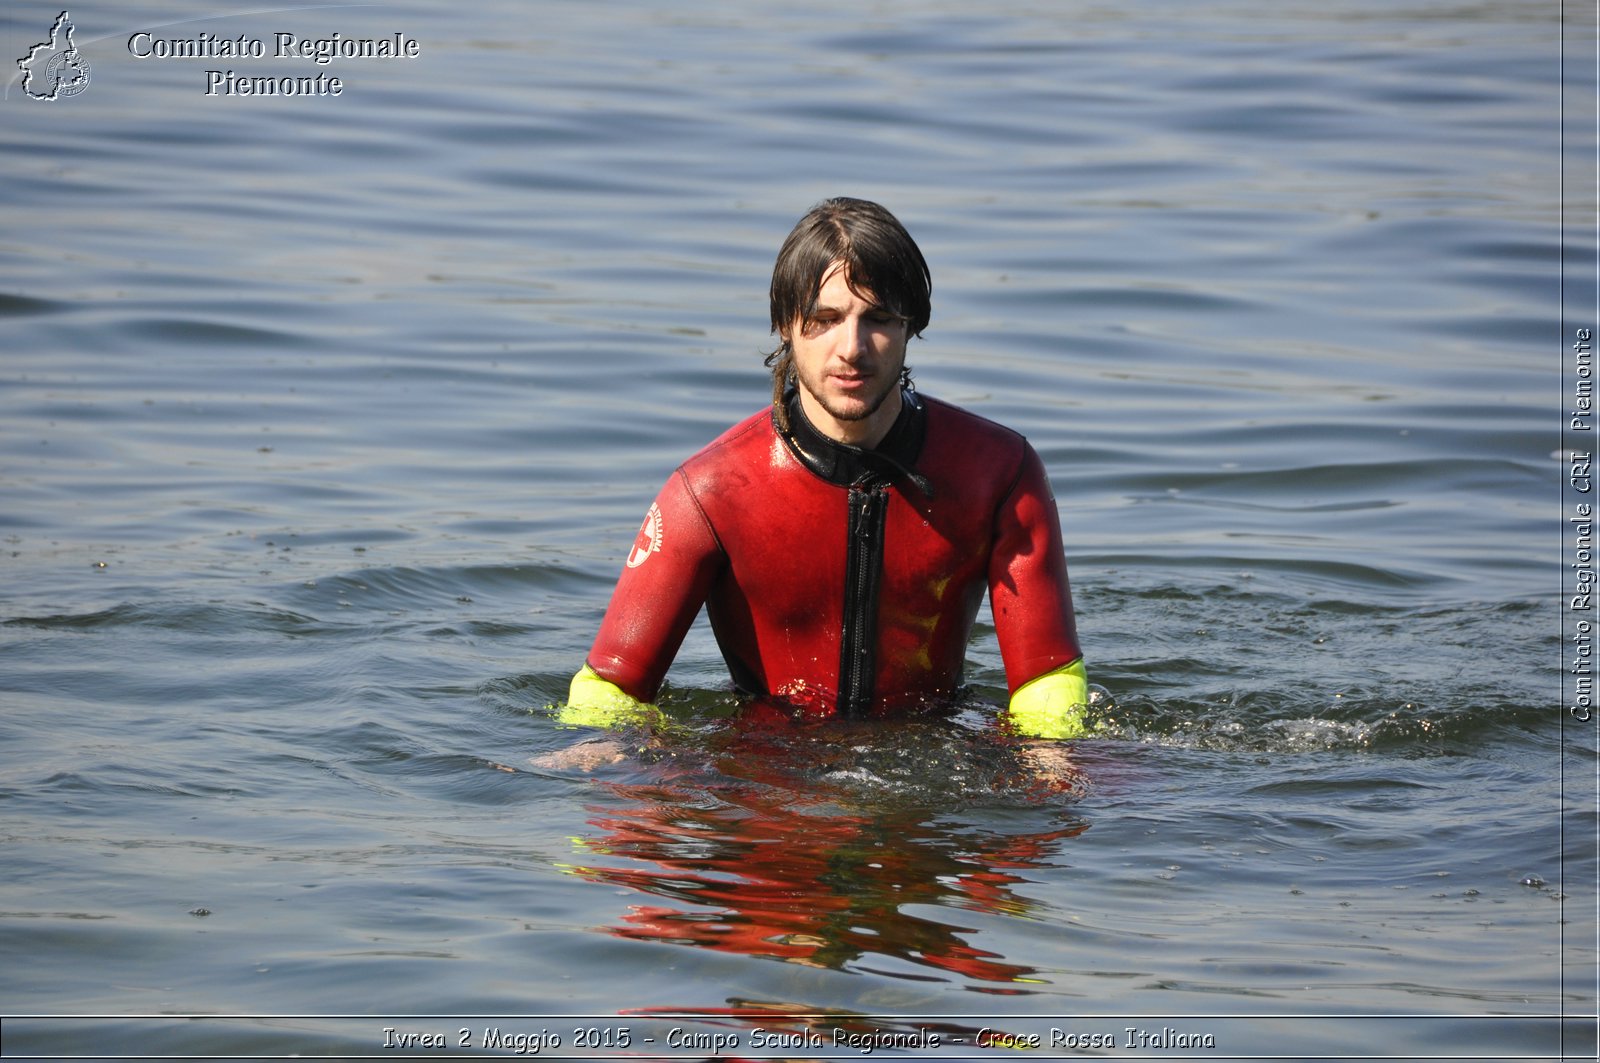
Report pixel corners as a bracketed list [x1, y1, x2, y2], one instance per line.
[922, 393, 1026, 436]
[673, 464, 728, 561]
[684, 407, 774, 465]
[673, 409, 772, 560]
[919, 395, 1031, 519]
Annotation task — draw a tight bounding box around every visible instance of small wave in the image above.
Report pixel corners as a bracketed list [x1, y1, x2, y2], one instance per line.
[288, 561, 594, 616]
[3, 601, 326, 637]
[0, 292, 65, 318]
[1084, 689, 1540, 755]
[1079, 554, 1439, 593]
[123, 317, 302, 348]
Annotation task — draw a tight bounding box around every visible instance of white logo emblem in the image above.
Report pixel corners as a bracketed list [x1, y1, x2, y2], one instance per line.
[626, 503, 663, 568]
[18, 11, 91, 101]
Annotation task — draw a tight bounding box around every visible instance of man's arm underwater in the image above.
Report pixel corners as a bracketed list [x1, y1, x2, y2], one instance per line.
[532, 665, 661, 772]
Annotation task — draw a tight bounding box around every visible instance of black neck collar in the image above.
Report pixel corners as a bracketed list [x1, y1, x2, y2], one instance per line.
[778, 388, 931, 495]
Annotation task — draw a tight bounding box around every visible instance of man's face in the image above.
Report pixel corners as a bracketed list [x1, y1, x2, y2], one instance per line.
[785, 263, 909, 447]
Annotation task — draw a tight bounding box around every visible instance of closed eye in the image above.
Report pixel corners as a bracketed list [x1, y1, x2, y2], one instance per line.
[799, 313, 839, 338]
[796, 307, 904, 339]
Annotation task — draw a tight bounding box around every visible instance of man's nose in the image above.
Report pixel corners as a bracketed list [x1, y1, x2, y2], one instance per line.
[837, 315, 869, 360]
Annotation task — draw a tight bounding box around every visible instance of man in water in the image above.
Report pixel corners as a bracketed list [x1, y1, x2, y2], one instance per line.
[564, 197, 1087, 739]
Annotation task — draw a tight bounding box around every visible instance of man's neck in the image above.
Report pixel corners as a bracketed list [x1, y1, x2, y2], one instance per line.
[779, 388, 929, 496]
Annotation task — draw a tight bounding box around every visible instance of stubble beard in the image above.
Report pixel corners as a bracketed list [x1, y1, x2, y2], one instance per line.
[796, 357, 905, 430]
[807, 378, 895, 424]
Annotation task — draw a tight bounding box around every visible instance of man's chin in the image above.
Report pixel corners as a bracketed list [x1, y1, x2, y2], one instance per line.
[819, 388, 893, 424]
[824, 401, 873, 423]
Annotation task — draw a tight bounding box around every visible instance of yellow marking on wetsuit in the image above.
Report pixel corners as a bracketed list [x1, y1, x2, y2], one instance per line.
[558, 664, 666, 729]
[1007, 658, 1089, 739]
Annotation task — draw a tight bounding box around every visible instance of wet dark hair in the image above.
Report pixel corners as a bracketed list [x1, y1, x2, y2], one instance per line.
[764, 197, 932, 428]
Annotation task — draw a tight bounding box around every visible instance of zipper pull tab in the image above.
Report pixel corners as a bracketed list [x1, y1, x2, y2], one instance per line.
[854, 484, 881, 537]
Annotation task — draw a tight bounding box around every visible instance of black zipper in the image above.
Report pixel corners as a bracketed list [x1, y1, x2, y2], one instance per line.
[838, 480, 889, 717]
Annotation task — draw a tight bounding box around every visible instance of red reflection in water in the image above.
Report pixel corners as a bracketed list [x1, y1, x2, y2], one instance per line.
[561, 774, 1088, 985]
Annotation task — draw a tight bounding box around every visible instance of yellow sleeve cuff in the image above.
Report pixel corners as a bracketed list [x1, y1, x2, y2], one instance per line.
[558, 665, 666, 730]
[1007, 659, 1090, 739]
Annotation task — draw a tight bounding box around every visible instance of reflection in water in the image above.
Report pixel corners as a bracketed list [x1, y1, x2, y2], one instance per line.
[559, 742, 1089, 986]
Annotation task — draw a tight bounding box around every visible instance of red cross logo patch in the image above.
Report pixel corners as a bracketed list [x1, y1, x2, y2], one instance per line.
[626, 503, 663, 569]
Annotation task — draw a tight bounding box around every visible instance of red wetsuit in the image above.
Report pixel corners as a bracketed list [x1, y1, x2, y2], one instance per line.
[585, 391, 1081, 718]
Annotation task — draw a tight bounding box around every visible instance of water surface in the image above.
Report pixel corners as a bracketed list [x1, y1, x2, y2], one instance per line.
[1, 1, 1592, 1059]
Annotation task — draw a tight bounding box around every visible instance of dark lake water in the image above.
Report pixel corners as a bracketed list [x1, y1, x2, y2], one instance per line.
[2, 1, 1595, 1059]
